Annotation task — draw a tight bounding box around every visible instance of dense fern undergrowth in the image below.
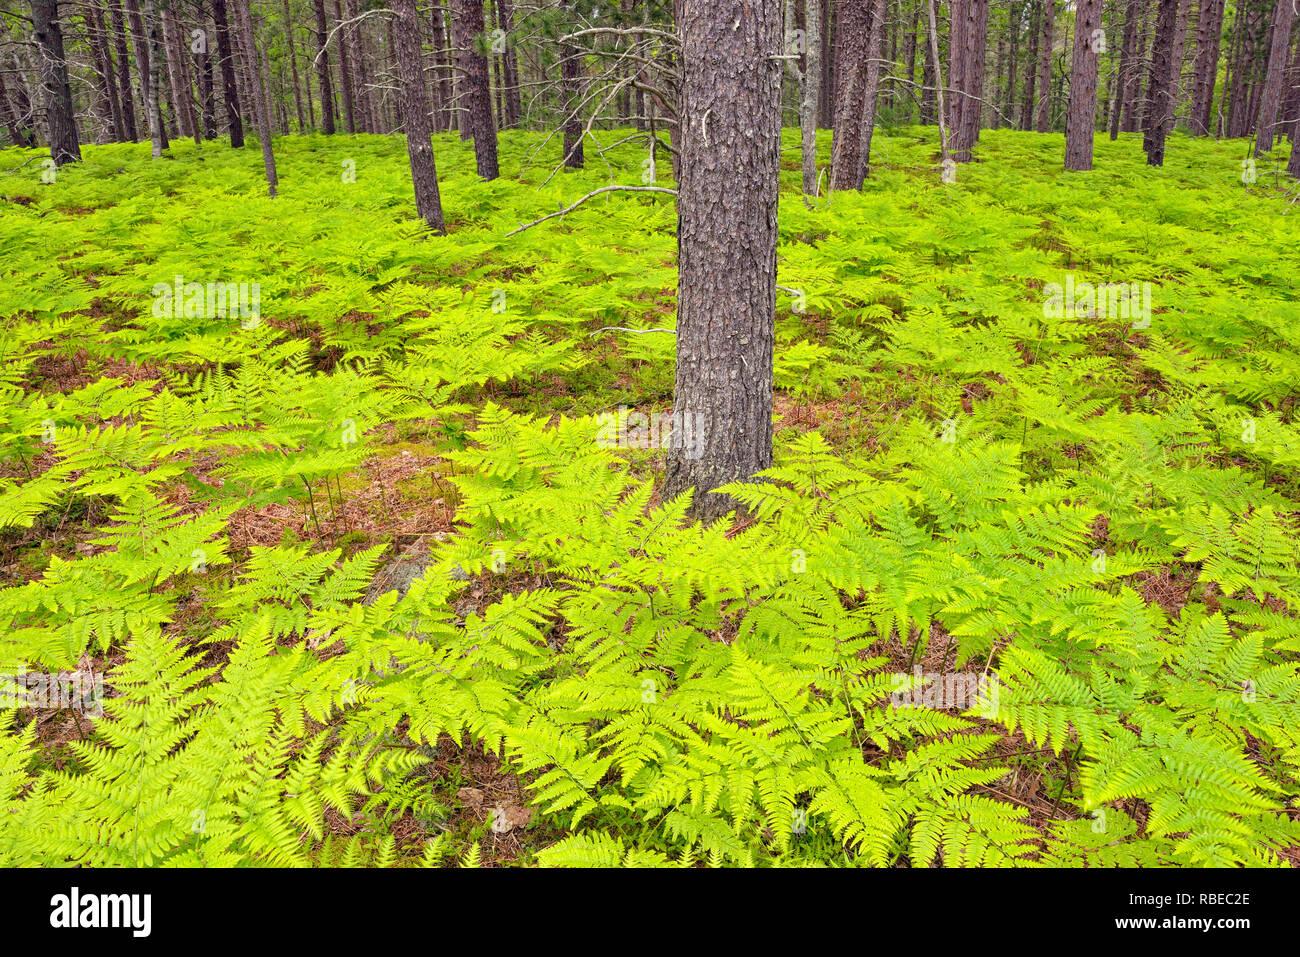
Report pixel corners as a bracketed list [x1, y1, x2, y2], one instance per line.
[1, 127, 1298, 867]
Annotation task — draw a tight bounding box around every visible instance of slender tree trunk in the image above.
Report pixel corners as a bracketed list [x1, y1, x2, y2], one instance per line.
[1021, 0, 1041, 128]
[333, 0, 356, 132]
[344, 0, 373, 132]
[428, 1, 453, 131]
[819, 0, 833, 126]
[87, 1, 124, 141]
[799, 0, 821, 193]
[452, 0, 498, 178]
[235, 0, 278, 192]
[1254, 0, 1295, 152]
[1065, 0, 1102, 168]
[1143, 0, 1180, 164]
[856, 0, 888, 180]
[197, 2, 217, 138]
[160, 4, 192, 139]
[664, 0, 781, 522]
[903, 0, 919, 122]
[497, 0, 520, 126]
[0, 70, 38, 147]
[281, 0, 306, 131]
[108, 0, 138, 139]
[31, 0, 82, 164]
[212, 0, 243, 145]
[311, 0, 336, 133]
[926, 0, 951, 169]
[1035, 0, 1054, 131]
[133, 0, 167, 155]
[1112, 0, 1140, 136]
[393, 0, 445, 231]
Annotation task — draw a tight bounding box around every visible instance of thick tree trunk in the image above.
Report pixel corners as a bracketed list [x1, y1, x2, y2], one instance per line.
[393, 0, 445, 231]
[31, 0, 82, 164]
[1065, 0, 1102, 169]
[664, 0, 781, 523]
[819, 0, 833, 126]
[452, 0, 498, 178]
[830, 0, 872, 187]
[1254, 0, 1295, 153]
[561, 42, 584, 168]
[1035, 0, 1054, 131]
[234, 0, 278, 193]
[1143, 0, 1180, 164]
[949, 0, 988, 158]
[311, 0, 336, 133]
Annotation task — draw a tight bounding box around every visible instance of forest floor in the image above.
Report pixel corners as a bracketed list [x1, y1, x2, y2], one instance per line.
[1, 127, 1298, 867]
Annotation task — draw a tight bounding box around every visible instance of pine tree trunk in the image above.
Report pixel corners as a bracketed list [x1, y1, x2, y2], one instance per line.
[393, 0, 445, 231]
[235, 0, 278, 193]
[213, 0, 243, 145]
[1254, 0, 1295, 152]
[1035, 0, 1054, 131]
[663, 0, 781, 523]
[333, 0, 356, 132]
[819, 0, 833, 126]
[498, 0, 521, 126]
[856, 0, 888, 180]
[1143, 0, 1180, 164]
[561, 41, 584, 168]
[428, 1, 454, 131]
[312, 0, 336, 133]
[197, 2, 217, 138]
[31, 0, 82, 164]
[452, 0, 498, 178]
[830, 0, 872, 187]
[1065, 0, 1102, 169]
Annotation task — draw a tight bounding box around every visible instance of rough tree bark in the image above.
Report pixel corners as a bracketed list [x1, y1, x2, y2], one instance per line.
[663, 0, 782, 522]
[1143, 0, 1181, 165]
[281, 0, 306, 131]
[393, 0, 445, 231]
[1254, 0, 1296, 153]
[32, 0, 82, 163]
[1065, 0, 1102, 169]
[830, 0, 873, 187]
[451, 0, 498, 178]
[561, 41, 584, 168]
[311, 0, 335, 133]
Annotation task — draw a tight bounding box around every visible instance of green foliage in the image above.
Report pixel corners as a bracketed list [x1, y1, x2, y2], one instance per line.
[0, 127, 1297, 867]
